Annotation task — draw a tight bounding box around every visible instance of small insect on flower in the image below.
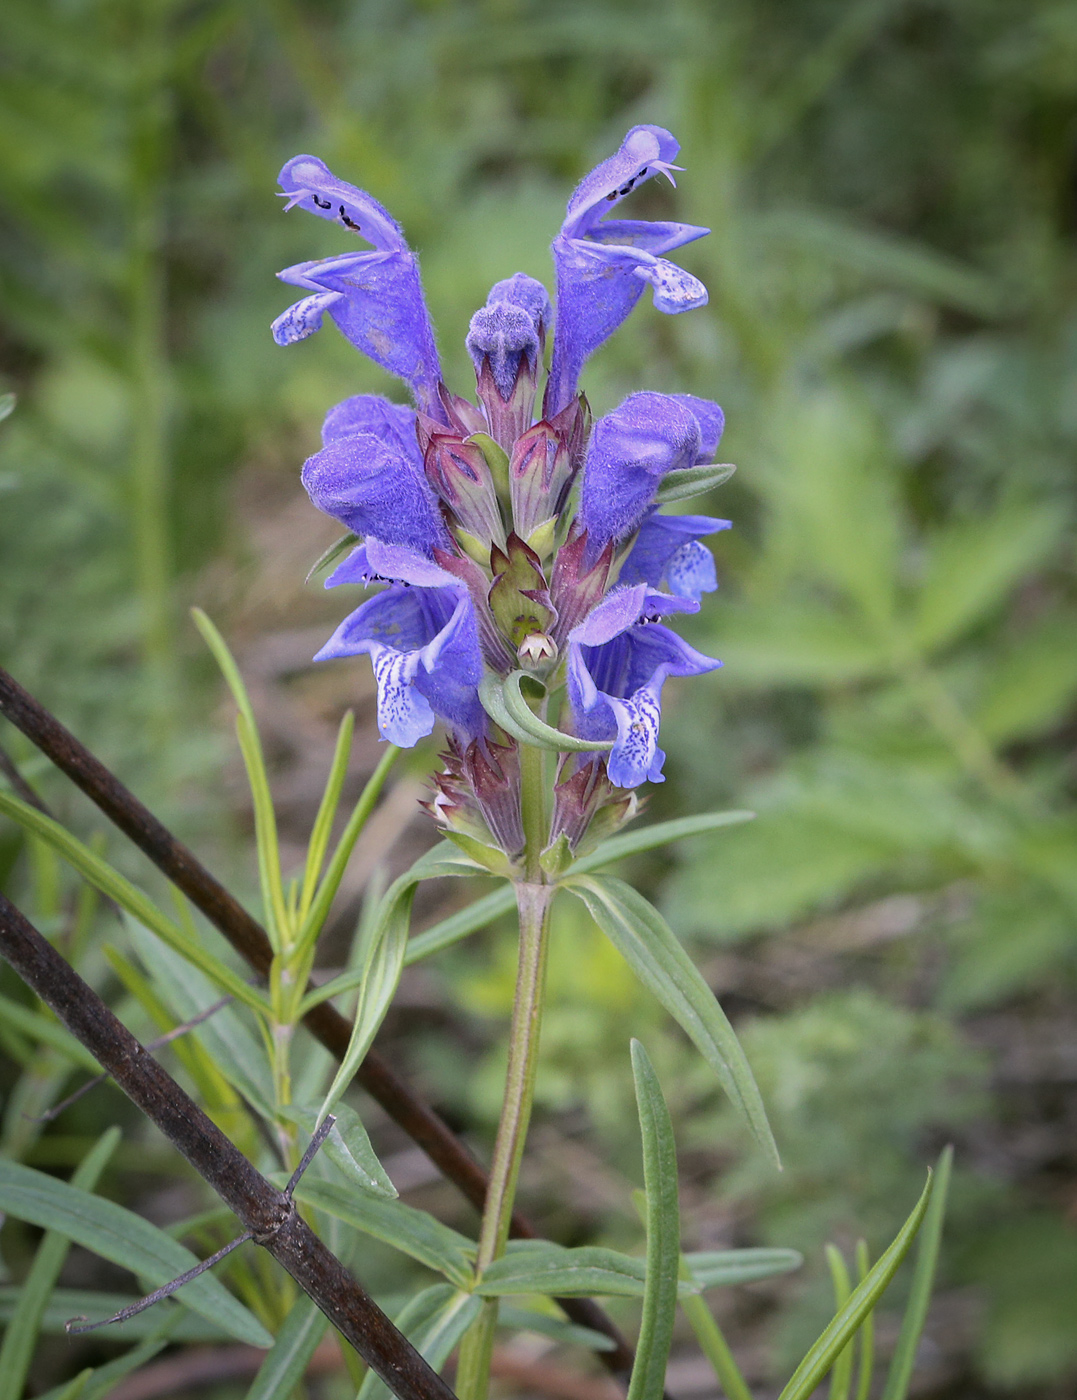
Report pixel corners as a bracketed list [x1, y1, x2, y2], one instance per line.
[274, 126, 731, 866]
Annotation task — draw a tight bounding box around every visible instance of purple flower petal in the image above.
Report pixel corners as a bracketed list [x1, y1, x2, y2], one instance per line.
[321, 394, 422, 469]
[545, 127, 710, 415]
[578, 393, 702, 556]
[301, 433, 449, 556]
[313, 583, 485, 746]
[619, 513, 730, 598]
[275, 156, 443, 415]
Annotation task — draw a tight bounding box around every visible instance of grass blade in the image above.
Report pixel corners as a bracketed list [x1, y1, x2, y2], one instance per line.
[680, 1289, 753, 1400]
[880, 1146, 953, 1400]
[0, 1159, 272, 1347]
[777, 1171, 935, 1400]
[299, 709, 354, 922]
[0, 792, 267, 1014]
[825, 1245, 854, 1400]
[247, 1294, 329, 1400]
[295, 743, 400, 960]
[0, 1128, 120, 1400]
[626, 1040, 681, 1400]
[854, 1241, 873, 1400]
[192, 608, 289, 950]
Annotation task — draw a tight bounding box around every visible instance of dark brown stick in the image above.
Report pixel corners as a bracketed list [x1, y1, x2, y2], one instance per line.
[0, 890, 456, 1400]
[0, 666, 637, 1378]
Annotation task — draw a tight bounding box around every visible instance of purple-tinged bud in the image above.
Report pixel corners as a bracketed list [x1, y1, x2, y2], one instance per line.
[551, 758, 638, 851]
[487, 274, 553, 349]
[423, 434, 506, 554]
[463, 739, 525, 856]
[467, 302, 540, 452]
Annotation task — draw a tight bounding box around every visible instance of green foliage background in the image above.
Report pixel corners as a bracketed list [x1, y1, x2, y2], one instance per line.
[1, 0, 1075, 1393]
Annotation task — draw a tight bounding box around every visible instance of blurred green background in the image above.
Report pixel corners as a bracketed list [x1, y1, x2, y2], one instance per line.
[2, 0, 1076, 1394]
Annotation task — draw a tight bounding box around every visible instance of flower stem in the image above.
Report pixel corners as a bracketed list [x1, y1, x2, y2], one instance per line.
[456, 877, 554, 1400]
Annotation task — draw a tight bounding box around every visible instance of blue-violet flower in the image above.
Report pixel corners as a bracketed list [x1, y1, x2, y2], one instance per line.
[275, 127, 729, 863]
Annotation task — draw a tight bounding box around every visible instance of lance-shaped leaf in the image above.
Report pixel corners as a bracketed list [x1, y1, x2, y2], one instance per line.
[247, 1295, 329, 1400]
[777, 1171, 935, 1400]
[564, 874, 778, 1167]
[880, 1147, 953, 1400]
[316, 868, 415, 1121]
[0, 792, 267, 1015]
[404, 885, 517, 965]
[655, 463, 736, 504]
[569, 809, 755, 876]
[627, 1040, 681, 1400]
[685, 1248, 802, 1291]
[291, 1178, 475, 1288]
[0, 1130, 120, 1400]
[281, 1103, 397, 1200]
[0, 1159, 272, 1347]
[357, 1286, 482, 1400]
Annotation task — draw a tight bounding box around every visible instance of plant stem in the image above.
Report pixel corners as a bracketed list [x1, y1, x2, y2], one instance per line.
[456, 878, 554, 1400]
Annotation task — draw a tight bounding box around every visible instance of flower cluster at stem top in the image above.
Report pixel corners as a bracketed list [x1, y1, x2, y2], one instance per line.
[273, 125, 729, 866]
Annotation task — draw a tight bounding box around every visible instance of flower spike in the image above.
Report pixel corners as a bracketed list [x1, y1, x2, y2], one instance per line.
[278, 125, 730, 851]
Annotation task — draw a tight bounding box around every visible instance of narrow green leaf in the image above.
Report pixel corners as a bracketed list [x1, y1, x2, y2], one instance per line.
[299, 709, 355, 922]
[880, 1147, 953, 1400]
[655, 463, 736, 503]
[479, 673, 613, 752]
[0, 993, 100, 1072]
[0, 1159, 273, 1347]
[569, 811, 756, 876]
[565, 874, 779, 1168]
[854, 1241, 873, 1400]
[316, 870, 414, 1120]
[477, 1243, 648, 1298]
[0, 1129, 120, 1400]
[685, 1248, 802, 1290]
[0, 1289, 238, 1342]
[31, 1315, 180, 1400]
[247, 1294, 329, 1400]
[295, 743, 400, 958]
[103, 943, 241, 1117]
[0, 792, 267, 1014]
[291, 1178, 475, 1288]
[357, 1286, 481, 1400]
[497, 1305, 616, 1351]
[281, 1103, 397, 1199]
[305, 531, 359, 584]
[124, 922, 274, 1116]
[192, 609, 290, 948]
[825, 1246, 854, 1400]
[777, 1172, 935, 1400]
[404, 885, 516, 965]
[627, 1040, 681, 1400]
[680, 1289, 754, 1400]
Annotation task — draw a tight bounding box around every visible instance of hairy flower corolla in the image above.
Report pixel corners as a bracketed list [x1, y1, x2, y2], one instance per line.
[274, 126, 729, 863]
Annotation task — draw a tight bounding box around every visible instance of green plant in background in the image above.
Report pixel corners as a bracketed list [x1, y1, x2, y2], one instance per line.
[2, 0, 1076, 1393]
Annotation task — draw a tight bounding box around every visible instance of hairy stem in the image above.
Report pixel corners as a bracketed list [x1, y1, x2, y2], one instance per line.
[457, 879, 554, 1400]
